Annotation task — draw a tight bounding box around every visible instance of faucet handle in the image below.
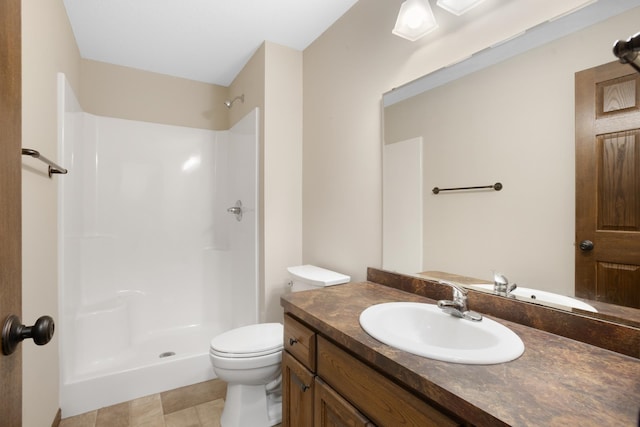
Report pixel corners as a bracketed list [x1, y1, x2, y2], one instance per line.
[494, 272, 508, 286]
[437, 280, 468, 298]
[437, 280, 483, 322]
[493, 272, 517, 296]
[493, 272, 508, 294]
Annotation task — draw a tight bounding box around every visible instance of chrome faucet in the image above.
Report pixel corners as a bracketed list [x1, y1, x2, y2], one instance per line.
[436, 280, 483, 321]
[493, 273, 517, 297]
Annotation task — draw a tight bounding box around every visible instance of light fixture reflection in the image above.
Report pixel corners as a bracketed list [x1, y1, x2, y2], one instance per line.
[182, 155, 201, 172]
[393, 0, 438, 42]
[436, 0, 486, 16]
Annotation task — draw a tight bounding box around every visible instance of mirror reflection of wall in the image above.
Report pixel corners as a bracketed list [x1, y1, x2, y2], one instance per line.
[383, 5, 640, 299]
[383, 137, 423, 273]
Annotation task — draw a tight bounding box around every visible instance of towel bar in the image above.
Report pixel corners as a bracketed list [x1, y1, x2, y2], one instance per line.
[22, 148, 68, 177]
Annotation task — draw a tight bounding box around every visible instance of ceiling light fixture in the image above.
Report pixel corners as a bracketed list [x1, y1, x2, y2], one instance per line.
[392, 0, 438, 42]
[436, 0, 486, 16]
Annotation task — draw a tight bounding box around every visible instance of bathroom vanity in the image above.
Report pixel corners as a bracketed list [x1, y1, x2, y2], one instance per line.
[280, 274, 640, 426]
[282, 314, 458, 426]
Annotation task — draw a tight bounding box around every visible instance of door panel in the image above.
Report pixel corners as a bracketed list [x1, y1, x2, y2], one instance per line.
[576, 61, 640, 309]
[597, 131, 639, 231]
[314, 378, 372, 427]
[0, 0, 23, 424]
[596, 262, 640, 306]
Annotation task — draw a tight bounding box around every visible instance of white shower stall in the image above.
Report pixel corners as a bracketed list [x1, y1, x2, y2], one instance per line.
[57, 74, 259, 417]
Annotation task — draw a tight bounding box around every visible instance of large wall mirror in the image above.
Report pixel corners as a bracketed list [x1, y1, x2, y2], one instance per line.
[382, 1, 640, 327]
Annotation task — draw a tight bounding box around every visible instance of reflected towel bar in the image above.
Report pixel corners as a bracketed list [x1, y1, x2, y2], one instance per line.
[22, 148, 68, 178]
[432, 182, 502, 194]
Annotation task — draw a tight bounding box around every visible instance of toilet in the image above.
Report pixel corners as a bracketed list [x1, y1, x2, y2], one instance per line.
[209, 265, 350, 427]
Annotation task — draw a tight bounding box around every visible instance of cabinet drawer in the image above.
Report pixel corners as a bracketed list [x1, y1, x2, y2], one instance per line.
[284, 314, 316, 371]
[317, 336, 460, 427]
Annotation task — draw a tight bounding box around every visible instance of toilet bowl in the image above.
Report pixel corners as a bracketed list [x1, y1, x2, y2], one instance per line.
[209, 265, 350, 427]
[209, 323, 283, 427]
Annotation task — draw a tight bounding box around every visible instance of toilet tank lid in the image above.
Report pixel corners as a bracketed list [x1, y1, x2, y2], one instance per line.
[210, 323, 283, 355]
[287, 265, 350, 287]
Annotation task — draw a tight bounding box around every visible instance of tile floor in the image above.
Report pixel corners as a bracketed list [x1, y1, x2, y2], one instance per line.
[59, 379, 282, 427]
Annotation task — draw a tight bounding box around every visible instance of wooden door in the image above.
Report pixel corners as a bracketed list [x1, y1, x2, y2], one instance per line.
[314, 378, 373, 427]
[282, 351, 315, 427]
[0, 0, 23, 424]
[575, 60, 640, 309]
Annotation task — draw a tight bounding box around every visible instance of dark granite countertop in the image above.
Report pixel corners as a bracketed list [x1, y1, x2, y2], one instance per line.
[281, 281, 640, 427]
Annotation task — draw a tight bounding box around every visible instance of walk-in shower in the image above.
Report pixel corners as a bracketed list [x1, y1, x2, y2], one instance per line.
[57, 74, 259, 417]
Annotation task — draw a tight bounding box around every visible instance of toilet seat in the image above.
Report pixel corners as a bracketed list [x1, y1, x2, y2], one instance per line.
[210, 346, 281, 358]
[210, 323, 283, 358]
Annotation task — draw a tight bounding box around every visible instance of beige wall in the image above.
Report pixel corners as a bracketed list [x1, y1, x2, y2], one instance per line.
[21, 0, 81, 425]
[263, 43, 303, 322]
[302, 0, 600, 282]
[81, 59, 229, 130]
[229, 45, 265, 127]
[230, 42, 303, 322]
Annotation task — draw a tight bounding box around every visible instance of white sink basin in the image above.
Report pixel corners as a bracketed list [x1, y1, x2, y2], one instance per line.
[470, 284, 598, 313]
[359, 302, 524, 364]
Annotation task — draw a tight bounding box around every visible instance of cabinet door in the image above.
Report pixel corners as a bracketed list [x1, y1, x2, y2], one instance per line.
[314, 378, 374, 427]
[317, 336, 460, 427]
[282, 351, 314, 427]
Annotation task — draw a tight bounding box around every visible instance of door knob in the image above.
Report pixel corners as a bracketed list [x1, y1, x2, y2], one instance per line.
[2, 315, 55, 356]
[579, 240, 594, 252]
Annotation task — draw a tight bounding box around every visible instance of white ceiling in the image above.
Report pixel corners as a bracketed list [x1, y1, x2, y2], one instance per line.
[62, 0, 359, 86]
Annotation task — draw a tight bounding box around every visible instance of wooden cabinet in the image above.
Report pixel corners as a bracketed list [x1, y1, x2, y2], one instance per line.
[282, 351, 314, 427]
[283, 314, 460, 427]
[283, 314, 371, 427]
[317, 336, 459, 427]
[283, 315, 318, 427]
[314, 378, 373, 427]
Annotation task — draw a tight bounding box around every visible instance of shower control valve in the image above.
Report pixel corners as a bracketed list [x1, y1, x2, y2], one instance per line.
[227, 200, 243, 221]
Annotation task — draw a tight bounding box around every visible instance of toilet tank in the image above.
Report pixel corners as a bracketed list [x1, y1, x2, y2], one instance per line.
[287, 265, 350, 292]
